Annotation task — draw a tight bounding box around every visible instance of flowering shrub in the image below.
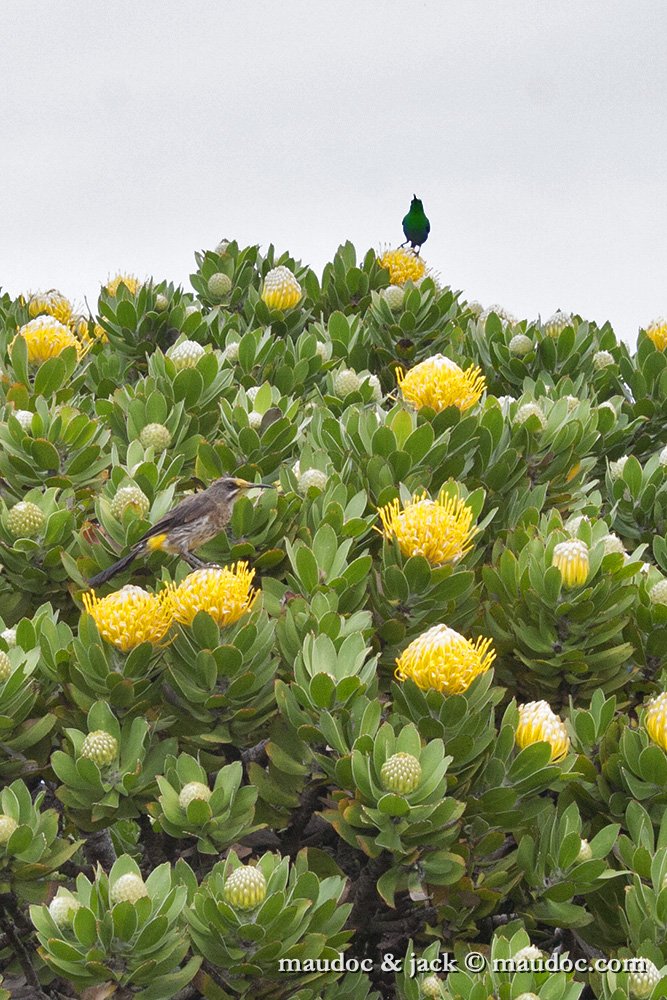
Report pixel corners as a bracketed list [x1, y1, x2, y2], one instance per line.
[0, 240, 665, 999]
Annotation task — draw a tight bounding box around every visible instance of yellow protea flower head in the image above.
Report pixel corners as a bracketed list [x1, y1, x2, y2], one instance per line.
[167, 562, 259, 628]
[645, 317, 667, 351]
[395, 624, 495, 695]
[396, 354, 486, 414]
[628, 960, 662, 999]
[552, 538, 589, 587]
[377, 489, 475, 566]
[12, 316, 83, 365]
[380, 752, 422, 794]
[82, 585, 173, 653]
[645, 692, 667, 751]
[515, 700, 570, 762]
[28, 289, 73, 324]
[378, 247, 426, 286]
[543, 310, 572, 338]
[261, 266, 303, 310]
[105, 272, 142, 297]
[223, 865, 267, 910]
[70, 313, 108, 346]
[80, 730, 118, 767]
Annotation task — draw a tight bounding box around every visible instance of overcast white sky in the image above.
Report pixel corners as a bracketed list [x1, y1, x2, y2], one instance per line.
[1, 1, 665, 342]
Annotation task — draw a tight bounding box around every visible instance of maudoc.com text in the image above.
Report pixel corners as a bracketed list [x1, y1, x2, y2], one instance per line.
[278, 952, 649, 977]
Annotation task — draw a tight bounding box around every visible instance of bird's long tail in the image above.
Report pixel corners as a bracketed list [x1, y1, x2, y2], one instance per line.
[87, 548, 139, 588]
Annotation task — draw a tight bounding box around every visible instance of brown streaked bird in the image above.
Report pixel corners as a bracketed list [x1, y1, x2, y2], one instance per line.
[87, 477, 271, 588]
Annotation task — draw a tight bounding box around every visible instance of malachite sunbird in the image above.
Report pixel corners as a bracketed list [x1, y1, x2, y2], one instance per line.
[401, 195, 430, 254]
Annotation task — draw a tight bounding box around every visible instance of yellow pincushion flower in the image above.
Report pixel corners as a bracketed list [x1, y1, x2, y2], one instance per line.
[70, 314, 108, 346]
[515, 700, 570, 762]
[378, 247, 426, 285]
[395, 624, 496, 695]
[28, 289, 73, 324]
[377, 490, 475, 566]
[552, 539, 589, 587]
[12, 316, 84, 365]
[645, 692, 667, 751]
[82, 585, 173, 652]
[645, 317, 667, 351]
[261, 266, 303, 310]
[105, 273, 142, 297]
[397, 355, 486, 413]
[167, 562, 258, 628]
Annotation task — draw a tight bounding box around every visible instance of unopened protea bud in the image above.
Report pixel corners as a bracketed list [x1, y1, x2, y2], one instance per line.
[333, 368, 361, 397]
[602, 533, 625, 556]
[0, 651, 12, 683]
[248, 411, 263, 430]
[12, 409, 34, 431]
[223, 865, 267, 910]
[222, 342, 239, 362]
[7, 501, 45, 538]
[179, 781, 212, 809]
[628, 959, 662, 998]
[515, 994, 540, 1000]
[552, 538, 589, 587]
[515, 402, 546, 429]
[48, 892, 82, 928]
[509, 333, 533, 356]
[593, 350, 614, 370]
[481, 304, 517, 326]
[380, 752, 422, 794]
[167, 339, 205, 370]
[566, 514, 588, 535]
[111, 485, 150, 520]
[543, 310, 572, 338]
[1, 628, 17, 648]
[650, 580, 667, 606]
[577, 838, 593, 862]
[513, 944, 543, 966]
[139, 423, 172, 451]
[207, 273, 232, 299]
[659, 445, 667, 468]
[298, 468, 328, 494]
[382, 285, 405, 311]
[110, 873, 149, 905]
[609, 456, 629, 479]
[215, 240, 230, 256]
[184, 304, 200, 318]
[80, 730, 118, 767]
[420, 976, 444, 998]
[261, 266, 302, 310]
[0, 815, 18, 844]
[154, 293, 169, 312]
[315, 341, 329, 360]
[367, 374, 383, 402]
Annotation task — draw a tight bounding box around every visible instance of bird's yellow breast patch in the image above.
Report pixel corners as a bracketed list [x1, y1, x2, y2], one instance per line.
[146, 533, 169, 552]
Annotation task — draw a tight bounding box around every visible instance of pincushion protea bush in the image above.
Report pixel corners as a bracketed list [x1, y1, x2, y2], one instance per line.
[0, 240, 666, 999]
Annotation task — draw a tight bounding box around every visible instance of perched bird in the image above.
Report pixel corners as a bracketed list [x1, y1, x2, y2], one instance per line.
[401, 195, 430, 254]
[87, 477, 271, 588]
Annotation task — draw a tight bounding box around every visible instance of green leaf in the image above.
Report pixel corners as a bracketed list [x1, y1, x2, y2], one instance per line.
[377, 793, 410, 817]
[622, 455, 643, 498]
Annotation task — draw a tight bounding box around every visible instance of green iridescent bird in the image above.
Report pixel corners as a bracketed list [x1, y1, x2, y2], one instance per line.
[401, 195, 430, 254]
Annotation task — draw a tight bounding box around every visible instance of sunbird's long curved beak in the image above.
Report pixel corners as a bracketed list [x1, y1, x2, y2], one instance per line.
[234, 478, 272, 490]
